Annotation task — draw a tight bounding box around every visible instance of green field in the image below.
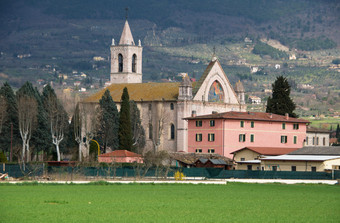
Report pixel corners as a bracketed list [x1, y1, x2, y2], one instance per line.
[0, 182, 339, 223]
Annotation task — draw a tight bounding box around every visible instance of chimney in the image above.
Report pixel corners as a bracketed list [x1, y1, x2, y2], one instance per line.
[192, 110, 196, 117]
[285, 113, 289, 120]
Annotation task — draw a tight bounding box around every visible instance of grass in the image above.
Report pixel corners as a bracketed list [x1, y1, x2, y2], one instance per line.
[0, 183, 339, 222]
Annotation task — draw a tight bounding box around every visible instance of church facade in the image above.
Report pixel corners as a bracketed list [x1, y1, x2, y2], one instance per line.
[81, 19, 246, 156]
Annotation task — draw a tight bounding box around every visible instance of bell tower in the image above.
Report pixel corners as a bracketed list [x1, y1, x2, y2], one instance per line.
[110, 13, 142, 84]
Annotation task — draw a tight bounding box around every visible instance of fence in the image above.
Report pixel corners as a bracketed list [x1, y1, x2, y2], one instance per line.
[1, 163, 340, 180]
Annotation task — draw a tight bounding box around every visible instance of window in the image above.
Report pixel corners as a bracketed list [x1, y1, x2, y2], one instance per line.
[293, 123, 299, 129]
[196, 120, 202, 127]
[281, 136, 287, 144]
[239, 134, 246, 142]
[250, 134, 254, 143]
[132, 54, 136, 72]
[282, 123, 286, 129]
[240, 158, 245, 161]
[272, 166, 278, 171]
[118, 54, 123, 72]
[208, 149, 215, 153]
[293, 136, 297, 144]
[316, 137, 319, 145]
[240, 121, 244, 128]
[323, 137, 326, 146]
[291, 166, 296, 171]
[196, 134, 202, 142]
[170, 103, 174, 110]
[210, 120, 215, 127]
[148, 104, 152, 111]
[251, 121, 254, 128]
[148, 124, 153, 140]
[312, 137, 315, 145]
[195, 149, 202, 153]
[208, 133, 215, 142]
[311, 166, 316, 172]
[306, 137, 309, 145]
[170, 124, 175, 140]
[247, 165, 252, 170]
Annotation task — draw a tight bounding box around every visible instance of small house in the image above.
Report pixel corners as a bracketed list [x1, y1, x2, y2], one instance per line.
[98, 150, 143, 163]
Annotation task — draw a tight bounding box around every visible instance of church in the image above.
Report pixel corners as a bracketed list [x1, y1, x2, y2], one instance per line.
[81, 19, 246, 156]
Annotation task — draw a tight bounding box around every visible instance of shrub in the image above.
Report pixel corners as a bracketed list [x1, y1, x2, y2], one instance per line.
[0, 151, 8, 163]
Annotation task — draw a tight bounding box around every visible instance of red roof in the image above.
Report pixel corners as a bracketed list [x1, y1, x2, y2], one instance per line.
[98, 150, 141, 158]
[230, 147, 300, 156]
[185, 111, 309, 123]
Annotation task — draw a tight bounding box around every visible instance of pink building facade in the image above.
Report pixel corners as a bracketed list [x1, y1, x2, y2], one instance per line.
[186, 112, 309, 158]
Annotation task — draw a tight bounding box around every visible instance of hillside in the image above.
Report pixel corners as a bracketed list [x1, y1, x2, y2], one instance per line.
[0, 0, 339, 117]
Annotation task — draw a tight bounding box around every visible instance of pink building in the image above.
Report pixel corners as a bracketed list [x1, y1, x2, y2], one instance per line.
[98, 150, 143, 163]
[186, 112, 309, 158]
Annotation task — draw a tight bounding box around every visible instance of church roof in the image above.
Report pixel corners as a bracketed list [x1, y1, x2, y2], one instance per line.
[119, 20, 135, 45]
[83, 82, 181, 103]
[192, 59, 216, 95]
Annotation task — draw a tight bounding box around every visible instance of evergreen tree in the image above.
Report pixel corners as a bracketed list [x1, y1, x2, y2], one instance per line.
[98, 90, 119, 153]
[266, 76, 297, 117]
[17, 82, 51, 161]
[118, 87, 133, 151]
[336, 124, 340, 140]
[130, 100, 145, 153]
[0, 82, 19, 160]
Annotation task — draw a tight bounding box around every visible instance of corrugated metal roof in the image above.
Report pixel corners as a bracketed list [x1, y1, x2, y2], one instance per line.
[288, 146, 340, 156]
[260, 155, 340, 161]
[236, 160, 261, 164]
[231, 147, 299, 155]
[185, 111, 309, 123]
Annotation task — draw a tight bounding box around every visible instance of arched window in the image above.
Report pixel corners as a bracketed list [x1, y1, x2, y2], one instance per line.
[118, 54, 123, 72]
[170, 124, 175, 140]
[170, 103, 174, 110]
[132, 54, 137, 73]
[149, 124, 153, 140]
[208, 80, 224, 103]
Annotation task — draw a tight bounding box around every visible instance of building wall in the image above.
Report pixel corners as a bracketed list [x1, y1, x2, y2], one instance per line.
[233, 149, 261, 162]
[188, 118, 306, 158]
[236, 163, 261, 170]
[305, 132, 329, 146]
[261, 160, 326, 172]
[98, 156, 143, 163]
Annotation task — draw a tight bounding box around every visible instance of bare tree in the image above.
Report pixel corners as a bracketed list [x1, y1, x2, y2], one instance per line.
[79, 103, 98, 161]
[17, 95, 37, 169]
[46, 95, 68, 161]
[73, 104, 82, 161]
[0, 95, 6, 134]
[150, 104, 169, 152]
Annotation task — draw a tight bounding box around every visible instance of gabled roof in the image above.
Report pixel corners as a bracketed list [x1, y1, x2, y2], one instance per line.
[288, 146, 340, 156]
[98, 150, 141, 158]
[170, 152, 232, 165]
[83, 82, 180, 103]
[185, 111, 309, 123]
[119, 20, 135, 45]
[261, 155, 340, 161]
[192, 60, 216, 95]
[307, 126, 330, 133]
[197, 158, 227, 165]
[231, 147, 299, 156]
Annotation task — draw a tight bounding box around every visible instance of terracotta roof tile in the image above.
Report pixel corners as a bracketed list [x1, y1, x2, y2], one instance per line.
[99, 150, 141, 157]
[185, 111, 309, 123]
[230, 147, 300, 155]
[83, 82, 180, 103]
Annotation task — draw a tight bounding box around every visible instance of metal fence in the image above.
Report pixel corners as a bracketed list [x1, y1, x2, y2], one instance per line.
[1, 164, 340, 180]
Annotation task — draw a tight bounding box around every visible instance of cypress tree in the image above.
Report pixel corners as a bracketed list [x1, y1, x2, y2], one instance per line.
[118, 87, 133, 151]
[336, 124, 340, 140]
[0, 82, 19, 159]
[266, 76, 297, 118]
[98, 89, 119, 153]
[130, 100, 145, 153]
